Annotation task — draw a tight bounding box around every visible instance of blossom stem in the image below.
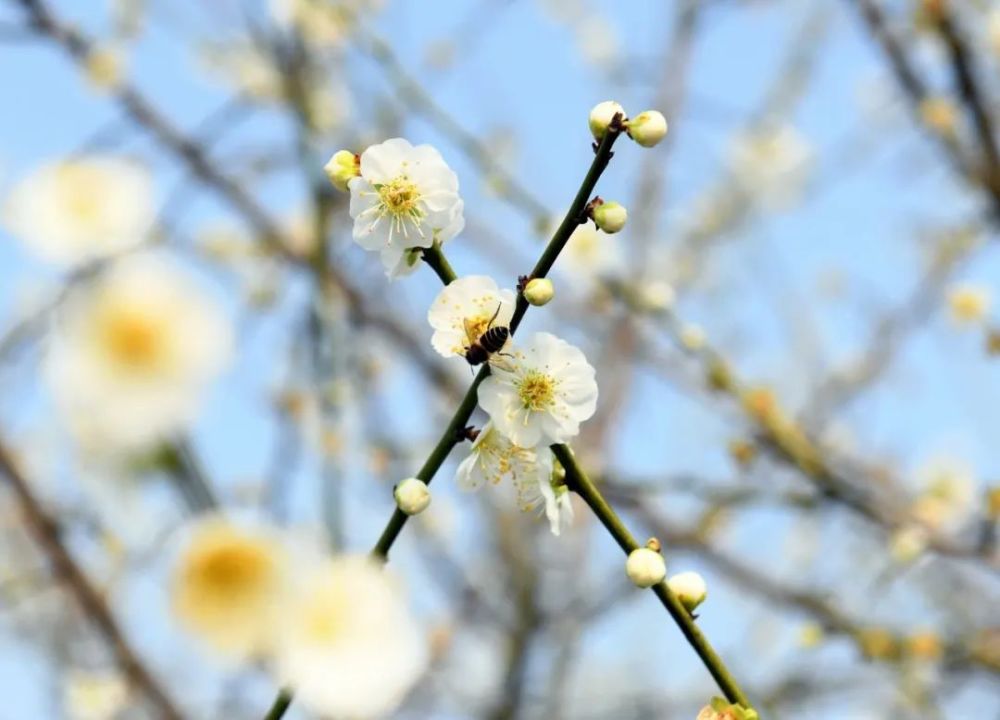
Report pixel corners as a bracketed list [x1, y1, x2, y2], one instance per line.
[372, 365, 489, 559]
[550, 443, 754, 711]
[510, 123, 622, 334]
[422, 242, 458, 285]
[263, 690, 293, 720]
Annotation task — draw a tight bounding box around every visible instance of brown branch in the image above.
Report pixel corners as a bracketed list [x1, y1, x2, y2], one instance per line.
[0, 441, 184, 720]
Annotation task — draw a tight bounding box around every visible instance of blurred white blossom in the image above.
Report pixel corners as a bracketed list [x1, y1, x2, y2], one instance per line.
[273, 555, 427, 718]
[3, 158, 151, 265]
[728, 125, 812, 210]
[44, 253, 232, 451]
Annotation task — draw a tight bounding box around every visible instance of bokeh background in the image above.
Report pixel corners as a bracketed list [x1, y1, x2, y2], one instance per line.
[1, 0, 999, 717]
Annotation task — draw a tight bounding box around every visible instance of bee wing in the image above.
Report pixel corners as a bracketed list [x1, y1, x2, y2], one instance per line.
[463, 316, 480, 342]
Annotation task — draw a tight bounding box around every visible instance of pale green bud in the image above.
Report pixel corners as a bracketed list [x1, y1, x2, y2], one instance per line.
[697, 698, 759, 720]
[589, 101, 626, 140]
[592, 200, 627, 233]
[627, 110, 668, 148]
[394, 477, 431, 515]
[625, 546, 666, 588]
[324, 149, 360, 192]
[667, 571, 707, 612]
[523, 278, 555, 306]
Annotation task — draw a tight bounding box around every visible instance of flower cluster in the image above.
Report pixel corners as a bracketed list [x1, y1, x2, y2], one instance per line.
[431, 277, 598, 535]
[325, 121, 664, 535]
[171, 515, 426, 719]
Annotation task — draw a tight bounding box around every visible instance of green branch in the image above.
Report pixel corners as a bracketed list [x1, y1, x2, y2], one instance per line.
[422, 241, 458, 285]
[551, 443, 753, 710]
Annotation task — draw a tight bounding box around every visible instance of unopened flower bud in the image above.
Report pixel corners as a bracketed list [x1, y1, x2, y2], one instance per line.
[697, 698, 759, 720]
[625, 546, 666, 588]
[589, 101, 626, 140]
[667, 571, 707, 612]
[394, 477, 430, 515]
[324, 150, 360, 192]
[592, 201, 627, 234]
[523, 277, 554, 306]
[627, 110, 668, 148]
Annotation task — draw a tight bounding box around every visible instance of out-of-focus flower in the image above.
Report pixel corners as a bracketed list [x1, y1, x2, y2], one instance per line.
[199, 43, 283, 100]
[83, 45, 126, 92]
[559, 223, 625, 289]
[427, 275, 515, 360]
[44, 253, 232, 451]
[856, 627, 899, 661]
[3, 158, 151, 265]
[667, 571, 707, 611]
[679, 323, 707, 351]
[635, 279, 675, 313]
[889, 524, 929, 564]
[270, 0, 383, 47]
[910, 456, 976, 532]
[906, 630, 943, 662]
[349, 138, 464, 279]
[947, 283, 992, 324]
[728, 125, 812, 210]
[273, 555, 427, 719]
[455, 421, 549, 491]
[989, 9, 1000, 58]
[171, 516, 287, 661]
[64, 669, 129, 720]
[920, 96, 958, 137]
[478, 332, 598, 447]
[574, 14, 619, 65]
[797, 623, 825, 649]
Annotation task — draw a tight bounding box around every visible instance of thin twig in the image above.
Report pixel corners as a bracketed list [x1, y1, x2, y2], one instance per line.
[0, 441, 184, 720]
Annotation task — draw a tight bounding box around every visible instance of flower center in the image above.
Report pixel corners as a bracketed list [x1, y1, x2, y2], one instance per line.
[518, 370, 556, 411]
[371, 175, 425, 242]
[303, 588, 350, 643]
[193, 543, 272, 597]
[58, 166, 103, 224]
[101, 309, 165, 371]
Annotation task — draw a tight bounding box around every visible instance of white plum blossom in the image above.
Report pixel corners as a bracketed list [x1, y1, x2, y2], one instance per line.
[44, 253, 232, 451]
[3, 157, 152, 266]
[517, 462, 575, 536]
[477, 332, 598, 448]
[456, 425, 572, 535]
[455, 421, 549, 491]
[349, 138, 464, 278]
[427, 275, 515, 359]
[273, 555, 427, 719]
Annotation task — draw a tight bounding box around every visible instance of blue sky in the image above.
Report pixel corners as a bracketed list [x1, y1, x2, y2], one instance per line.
[1, 0, 999, 717]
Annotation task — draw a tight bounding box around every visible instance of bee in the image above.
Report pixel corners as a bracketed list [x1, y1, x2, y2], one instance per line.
[464, 304, 510, 366]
